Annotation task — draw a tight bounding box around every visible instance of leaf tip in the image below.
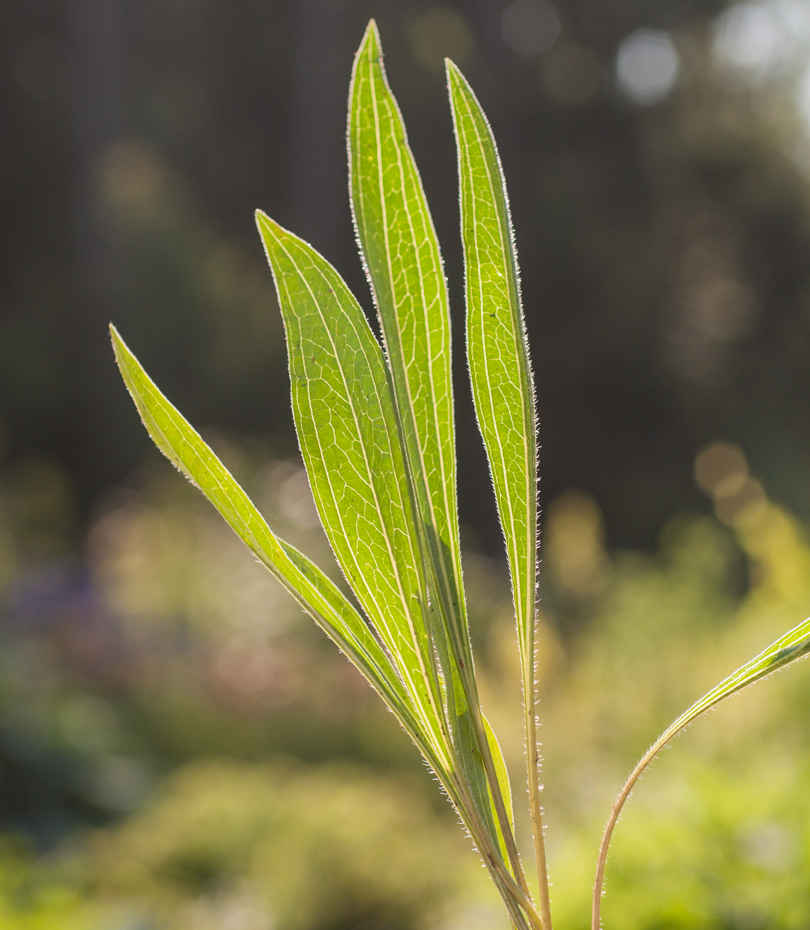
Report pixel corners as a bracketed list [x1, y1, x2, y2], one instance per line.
[109, 323, 128, 366]
[445, 58, 470, 97]
[358, 18, 382, 60]
[255, 210, 281, 254]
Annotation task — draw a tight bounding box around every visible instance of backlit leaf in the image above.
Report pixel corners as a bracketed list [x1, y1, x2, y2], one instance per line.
[255, 211, 449, 765]
[349, 22, 471, 679]
[110, 325, 446, 768]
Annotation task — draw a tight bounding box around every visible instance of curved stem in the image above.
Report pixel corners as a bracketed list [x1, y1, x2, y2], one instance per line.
[591, 741, 659, 930]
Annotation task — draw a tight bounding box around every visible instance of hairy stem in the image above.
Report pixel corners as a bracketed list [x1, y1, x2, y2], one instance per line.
[591, 741, 657, 930]
[451, 771, 543, 930]
[525, 675, 552, 930]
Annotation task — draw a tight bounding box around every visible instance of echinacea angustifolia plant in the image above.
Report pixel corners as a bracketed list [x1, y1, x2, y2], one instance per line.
[111, 21, 810, 930]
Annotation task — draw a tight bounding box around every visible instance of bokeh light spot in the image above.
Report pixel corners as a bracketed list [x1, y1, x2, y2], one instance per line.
[695, 441, 749, 499]
[615, 28, 680, 105]
[713, 1, 805, 85]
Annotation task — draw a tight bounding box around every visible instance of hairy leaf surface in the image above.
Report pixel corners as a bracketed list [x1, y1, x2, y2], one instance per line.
[110, 325, 450, 767]
[447, 63, 537, 680]
[255, 211, 449, 759]
[448, 62, 550, 927]
[594, 614, 810, 929]
[349, 22, 471, 674]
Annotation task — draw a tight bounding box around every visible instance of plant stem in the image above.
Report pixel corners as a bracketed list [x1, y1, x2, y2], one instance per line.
[592, 740, 658, 930]
[525, 680, 552, 930]
[451, 771, 544, 930]
[467, 694, 533, 894]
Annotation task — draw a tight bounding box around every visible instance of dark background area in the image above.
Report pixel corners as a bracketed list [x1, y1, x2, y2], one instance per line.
[6, 0, 810, 555]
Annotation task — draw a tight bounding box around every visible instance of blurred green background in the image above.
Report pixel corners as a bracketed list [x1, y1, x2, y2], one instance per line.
[4, 0, 810, 927]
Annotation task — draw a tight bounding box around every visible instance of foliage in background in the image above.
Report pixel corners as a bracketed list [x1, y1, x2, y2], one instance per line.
[86, 759, 480, 930]
[1, 447, 810, 928]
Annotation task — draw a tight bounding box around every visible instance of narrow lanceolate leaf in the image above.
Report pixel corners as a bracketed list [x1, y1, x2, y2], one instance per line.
[255, 211, 449, 766]
[663, 616, 810, 729]
[447, 60, 537, 712]
[349, 31, 527, 898]
[349, 22, 470, 676]
[593, 614, 810, 930]
[110, 325, 448, 772]
[447, 61, 550, 930]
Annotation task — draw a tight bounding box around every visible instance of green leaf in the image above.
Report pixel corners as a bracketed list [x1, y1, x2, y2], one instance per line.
[666, 615, 810, 730]
[446, 60, 537, 687]
[447, 61, 551, 930]
[109, 325, 447, 768]
[113, 24, 548, 930]
[254, 210, 450, 764]
[481, 712, 517, 876]
[348, 22, 471, 678]
[349, 31, 527, 893]
[483, 713, 515, 835]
